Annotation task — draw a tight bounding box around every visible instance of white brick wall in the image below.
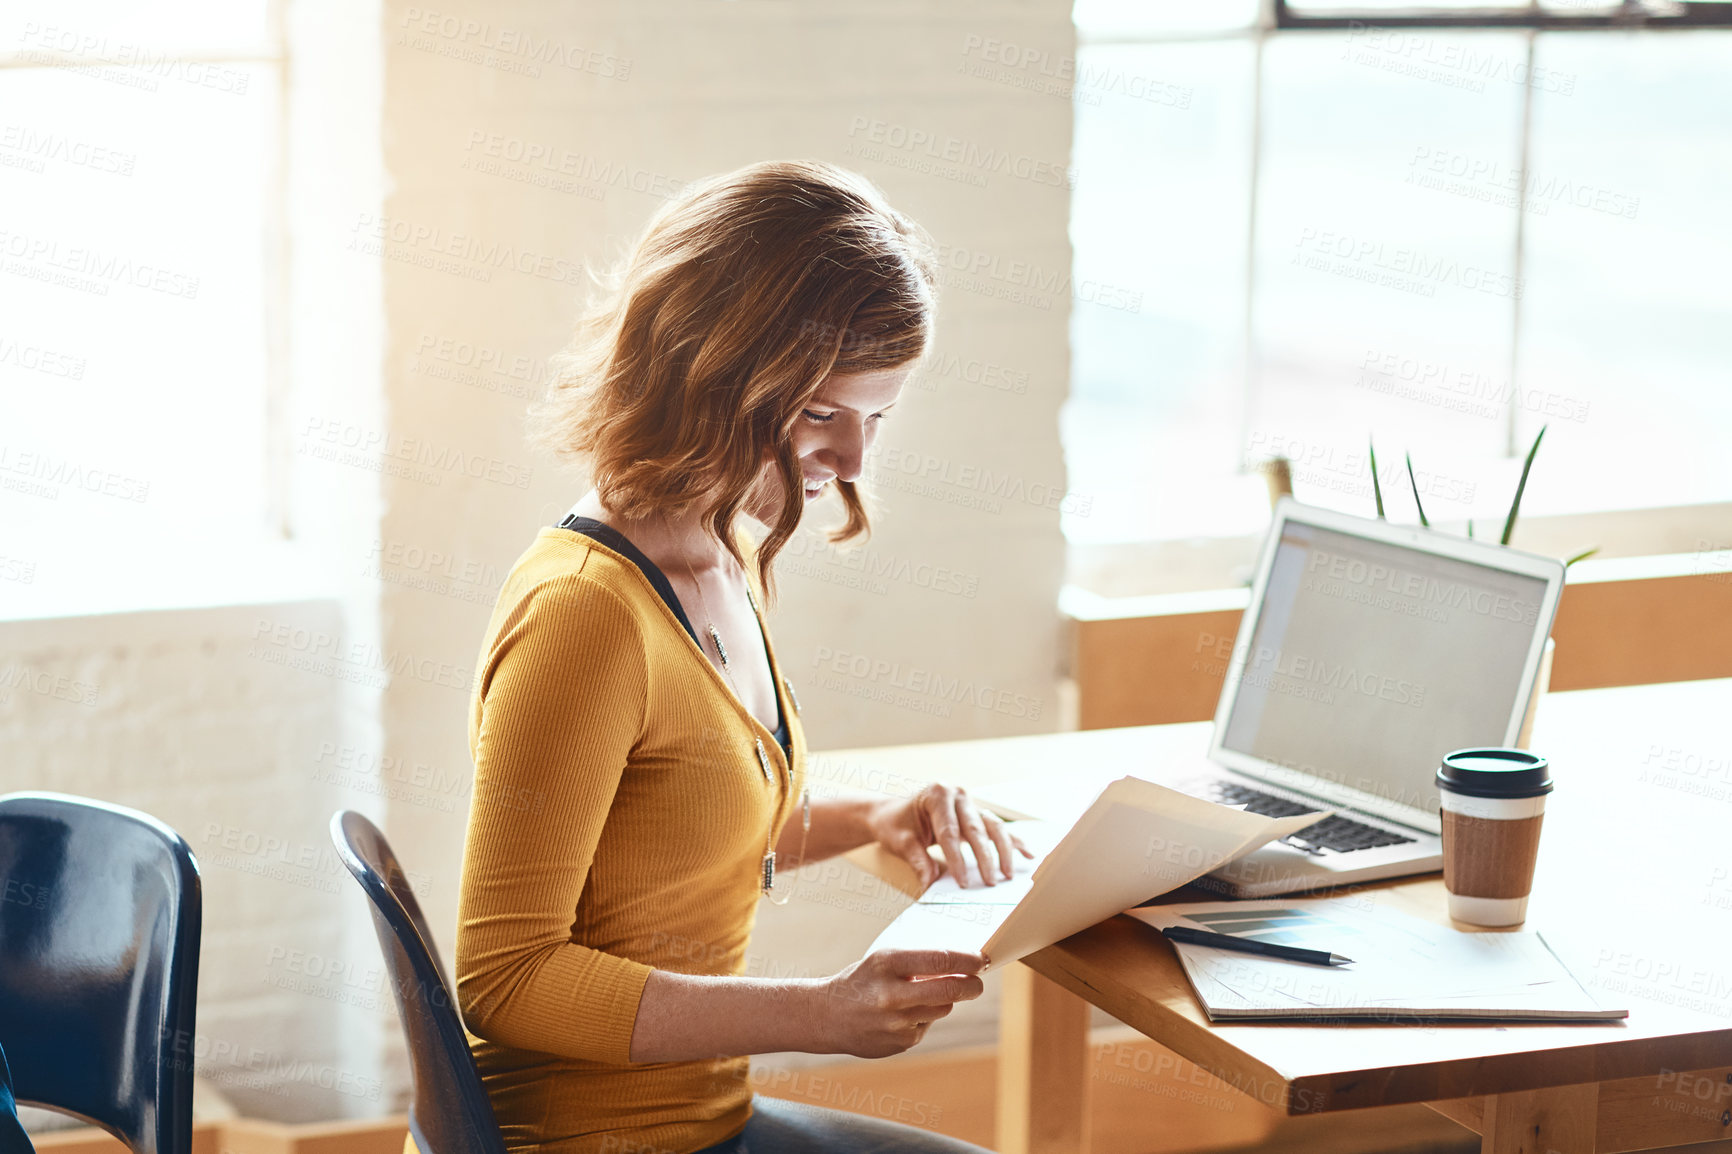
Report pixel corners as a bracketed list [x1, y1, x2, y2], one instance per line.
[3, 0, 1075, 1123]
[375, 0, 1075, 1093]
[0, 601, 388, 1121]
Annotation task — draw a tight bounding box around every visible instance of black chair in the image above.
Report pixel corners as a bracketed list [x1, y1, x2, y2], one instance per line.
[0, 792, 201, 1154]
[329, 812, 506, 1154]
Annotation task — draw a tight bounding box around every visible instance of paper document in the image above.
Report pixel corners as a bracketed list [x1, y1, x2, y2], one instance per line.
[912, 819, 1064, 906]
[974, 768, 1140, 825]
[1132, 898, 1627, 1021]
[869, 777, 1322, 968]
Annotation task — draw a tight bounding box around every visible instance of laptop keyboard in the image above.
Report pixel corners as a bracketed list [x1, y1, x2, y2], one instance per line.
[1207, 782, 1417, 854]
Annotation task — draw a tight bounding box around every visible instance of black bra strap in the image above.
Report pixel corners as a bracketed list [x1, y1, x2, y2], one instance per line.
[555, 515, 699, 646]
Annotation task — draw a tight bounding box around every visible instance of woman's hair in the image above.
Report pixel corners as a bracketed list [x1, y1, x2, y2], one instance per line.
[532, 159, 937, 598]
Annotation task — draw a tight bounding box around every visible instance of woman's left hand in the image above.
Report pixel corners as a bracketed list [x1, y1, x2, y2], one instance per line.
[866, 783, 1034, 889]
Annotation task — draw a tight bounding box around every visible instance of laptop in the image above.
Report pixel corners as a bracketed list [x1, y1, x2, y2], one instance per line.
[1160, 497, 1566, 898]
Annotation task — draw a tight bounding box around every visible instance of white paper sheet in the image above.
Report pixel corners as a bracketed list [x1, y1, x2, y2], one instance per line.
[912, 819, 1063, 906]
[1131, 898, 1626, 1021]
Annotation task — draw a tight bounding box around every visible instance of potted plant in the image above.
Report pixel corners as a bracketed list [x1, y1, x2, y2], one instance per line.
[1366, 424, 1596, 749]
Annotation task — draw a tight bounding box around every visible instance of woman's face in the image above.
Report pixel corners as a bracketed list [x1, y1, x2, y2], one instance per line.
[746, 364, 911, 524]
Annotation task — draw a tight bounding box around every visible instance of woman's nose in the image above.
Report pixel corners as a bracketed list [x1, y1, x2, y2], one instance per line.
[828, 421, 868, 483]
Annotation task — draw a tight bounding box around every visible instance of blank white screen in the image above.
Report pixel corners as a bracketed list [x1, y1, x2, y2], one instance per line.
[1220, 522, 1547, 814]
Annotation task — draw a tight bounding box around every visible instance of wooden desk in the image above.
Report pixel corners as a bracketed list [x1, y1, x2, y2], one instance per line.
[828, 678, 1732, 1154]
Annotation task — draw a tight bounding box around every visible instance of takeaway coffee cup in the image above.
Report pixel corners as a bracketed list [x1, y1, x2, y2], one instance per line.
[1436, 748, 1553, 927]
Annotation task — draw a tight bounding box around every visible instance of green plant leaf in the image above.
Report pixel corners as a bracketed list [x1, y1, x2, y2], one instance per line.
[1368, 437, 1385, 520]
[1564, 546, 1599, 567]
[1405, 452, 1429, 528]
[1501, 424, 1548, 546]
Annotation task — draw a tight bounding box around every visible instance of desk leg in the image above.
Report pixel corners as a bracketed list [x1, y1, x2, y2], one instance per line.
[996, 962, 1092, 1154]
[1479, 1083, 1599, 1154]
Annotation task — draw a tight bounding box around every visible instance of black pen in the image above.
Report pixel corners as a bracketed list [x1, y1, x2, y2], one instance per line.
[1161, 925, 1354, 967]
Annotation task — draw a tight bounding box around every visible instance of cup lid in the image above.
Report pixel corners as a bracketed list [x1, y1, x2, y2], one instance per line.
[1437, 748, 1553, 799]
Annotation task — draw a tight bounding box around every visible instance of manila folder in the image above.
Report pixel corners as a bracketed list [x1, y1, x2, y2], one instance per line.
[870, 776, 1324, 968]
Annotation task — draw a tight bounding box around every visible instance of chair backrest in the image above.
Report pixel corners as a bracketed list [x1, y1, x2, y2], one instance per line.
[0, 792, 201, 1154]
[328, 812, 506, 1154]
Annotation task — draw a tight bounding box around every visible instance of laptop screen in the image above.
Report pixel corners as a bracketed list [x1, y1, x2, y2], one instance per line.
[1218, 520, 1549, 817]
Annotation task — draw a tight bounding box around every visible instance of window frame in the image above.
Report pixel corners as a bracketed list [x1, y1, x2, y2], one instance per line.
[1272, 0, 1732, 31]
[1066, 0, 1732, 569]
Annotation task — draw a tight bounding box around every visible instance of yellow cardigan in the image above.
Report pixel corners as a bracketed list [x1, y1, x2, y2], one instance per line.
[444, 526, 806, 1154]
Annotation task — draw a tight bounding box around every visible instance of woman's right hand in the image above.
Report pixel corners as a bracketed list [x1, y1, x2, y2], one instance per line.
[810, 949, 986, 1058]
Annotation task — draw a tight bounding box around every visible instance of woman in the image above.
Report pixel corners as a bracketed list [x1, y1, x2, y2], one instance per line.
[453, 160, 1031, 1154]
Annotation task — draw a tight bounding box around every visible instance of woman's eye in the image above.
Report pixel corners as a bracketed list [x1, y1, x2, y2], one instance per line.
[802, 410, 836, 424]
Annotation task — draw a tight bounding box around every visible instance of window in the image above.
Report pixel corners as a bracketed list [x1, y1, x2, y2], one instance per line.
[1066, 0, 1732, 547]
[0, 2, 281, 575]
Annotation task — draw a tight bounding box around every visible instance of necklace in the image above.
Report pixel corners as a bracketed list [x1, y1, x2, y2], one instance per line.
[766, 788, 811, 908]
[680, 548, 807, 900]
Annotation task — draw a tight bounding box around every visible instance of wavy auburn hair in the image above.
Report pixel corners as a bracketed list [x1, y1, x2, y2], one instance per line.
[533, 160, 937, 599]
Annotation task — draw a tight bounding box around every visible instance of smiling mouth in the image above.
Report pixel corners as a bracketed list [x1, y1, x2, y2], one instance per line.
[803, 478, 830, 499]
